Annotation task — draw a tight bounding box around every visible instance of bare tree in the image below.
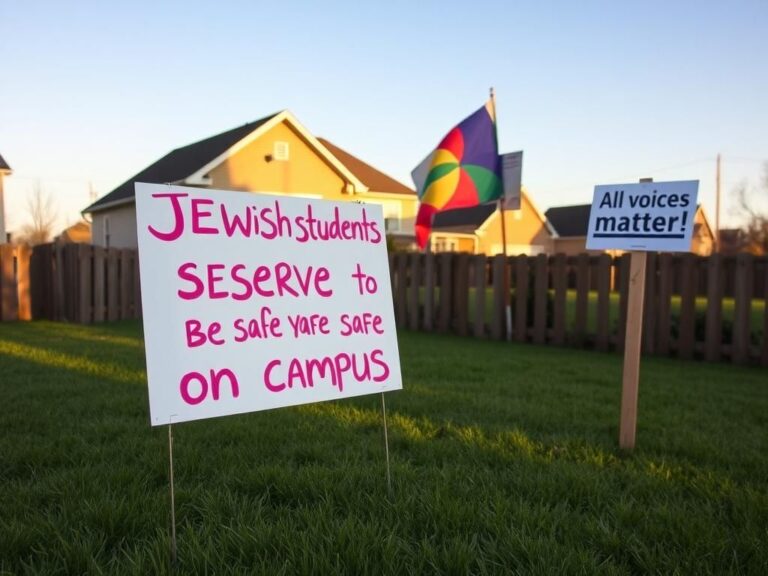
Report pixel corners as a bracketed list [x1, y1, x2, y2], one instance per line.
[18, 183, 57, 245]
[730, 164, 768, 255]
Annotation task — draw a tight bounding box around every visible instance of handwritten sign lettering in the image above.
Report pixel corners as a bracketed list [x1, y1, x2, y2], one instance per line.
[136, 183, 402, 426]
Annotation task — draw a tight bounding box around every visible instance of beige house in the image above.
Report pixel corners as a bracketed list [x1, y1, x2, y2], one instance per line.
[83, 110, 417, 248]
[429, 189, 556, 255]
[546, 203, 716, 256]
[55, 221, 92, 244]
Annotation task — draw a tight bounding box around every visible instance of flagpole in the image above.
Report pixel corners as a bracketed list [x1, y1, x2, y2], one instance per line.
[490, 87, 512, 340]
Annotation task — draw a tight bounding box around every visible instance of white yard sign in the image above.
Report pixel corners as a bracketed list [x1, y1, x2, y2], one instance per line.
[586, 180, 699, 252]
[135, 183, 402, 426]
[501, 150, 523, 210]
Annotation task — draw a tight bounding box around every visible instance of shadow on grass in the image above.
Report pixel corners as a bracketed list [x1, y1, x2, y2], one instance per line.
[0, 337, 145, 386]
[6, 320, 145, 351]
[295, 398, 748, 500]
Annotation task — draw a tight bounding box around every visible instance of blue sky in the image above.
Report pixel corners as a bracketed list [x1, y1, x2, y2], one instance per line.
[2, 0, 766, 233]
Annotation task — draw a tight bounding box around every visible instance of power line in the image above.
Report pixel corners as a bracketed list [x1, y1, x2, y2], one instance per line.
[723, 156, 766, 164]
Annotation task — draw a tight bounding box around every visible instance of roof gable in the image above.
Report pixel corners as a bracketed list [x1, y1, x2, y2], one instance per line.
[545, 204, 592, 237]
[317, 138, 414, 195]
[0, 153, 10, 172]
[433, 203, 496, 233]
[694, 205, 714, 240]
[83, 110, 373, 214]
[84, 113, 279, 213]
[57, 221, 92, 243]
[433, 189, 555, 237]
[182, 111, 367, 193]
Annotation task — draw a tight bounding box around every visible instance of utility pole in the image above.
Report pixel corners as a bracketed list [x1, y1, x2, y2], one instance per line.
[715, 153, 721, 252]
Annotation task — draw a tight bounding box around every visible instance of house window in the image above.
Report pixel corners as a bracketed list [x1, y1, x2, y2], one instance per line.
[434, 238, 457, 252]
[104, 216, 111, 248]
[379, 201, 401, 233]
[273, 141, 290, 161]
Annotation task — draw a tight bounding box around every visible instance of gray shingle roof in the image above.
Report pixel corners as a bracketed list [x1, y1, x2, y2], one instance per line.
[317, 138, 414, 195]
[83, 113, 416, 214]
[544, 204, 592, 237]
[432, 203, 497, 233]
[83, 113, 279, 213]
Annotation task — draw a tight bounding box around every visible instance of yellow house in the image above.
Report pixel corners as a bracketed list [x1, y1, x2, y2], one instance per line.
[83, 110, 417, 248]
[429, 188, 556, 255]
[546, 203, 716, 256]
[55, 220, 92, 244]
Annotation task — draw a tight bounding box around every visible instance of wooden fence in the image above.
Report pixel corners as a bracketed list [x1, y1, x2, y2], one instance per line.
[2, 243, 766, 366]
[1, 243, 141, 324]
[0, 244, 32, 322]
[389, 252, 768, 367]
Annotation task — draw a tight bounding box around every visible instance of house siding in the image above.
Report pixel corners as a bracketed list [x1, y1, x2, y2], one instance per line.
[92, 204, 138, 248]
[475, 193, 553, 256]
[208, 122, 349, 198]
[691, 208, 714, 256]
[87, 116, 418, 248]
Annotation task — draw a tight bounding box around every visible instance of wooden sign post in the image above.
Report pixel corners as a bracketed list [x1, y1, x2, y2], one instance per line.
[618, 179, 652, 450]
[586, 178, 699, 451]
[619, 249, 647, 449]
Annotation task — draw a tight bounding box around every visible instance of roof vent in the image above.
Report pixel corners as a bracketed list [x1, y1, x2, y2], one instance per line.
[273, 141, 290, 161]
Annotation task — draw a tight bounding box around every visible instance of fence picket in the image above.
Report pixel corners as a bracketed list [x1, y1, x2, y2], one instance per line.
[437, 253, 453, 333]
[14, 246, 31, 321]
[574, 254, 589, 346]
[617, 254, 631, 352]
[705, 254, 723, 362]
[513, 255, 528, 343]
[491, 255, 506, 340]
[454, 254, 470, 337]
[596, 255, 611, 352]
[53, 245, 64, 321]
[761, 258, 768, 367]
[733, 254, 753, 364]
[79, 244, 93, 325]
[642, 252, 658, 354]
[678, 254, 697, 360]
[0, 245, 18, 321]
[424, 251, 435, 331]
[93, 247, 105, 322]
[656, 254, 673, 355]
[533, 254, 548, 344]
[472, 255, 486, 338]
[133, 252, 142, 319]
[64, 244, 80, 322]
[408, 253, 421, 330]
[120, 250, 131, 320]
[552, 254, 567, 345]
[107, 249, 119, 321]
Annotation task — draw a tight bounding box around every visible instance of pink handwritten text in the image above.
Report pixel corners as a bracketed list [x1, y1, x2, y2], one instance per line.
[264, 349, 390, 393]
[177, 262, 333, 300]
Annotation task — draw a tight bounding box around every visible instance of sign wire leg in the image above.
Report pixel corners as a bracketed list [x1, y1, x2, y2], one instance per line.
[168, 423, 177, 564]
[381, 392, 392, 496]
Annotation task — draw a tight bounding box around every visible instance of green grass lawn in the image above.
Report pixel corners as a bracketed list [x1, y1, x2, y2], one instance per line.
[1, 321, 766, 575]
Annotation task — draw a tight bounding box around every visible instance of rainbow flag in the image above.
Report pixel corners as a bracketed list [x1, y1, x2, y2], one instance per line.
[412, 101, 503, 249]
